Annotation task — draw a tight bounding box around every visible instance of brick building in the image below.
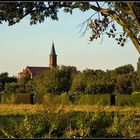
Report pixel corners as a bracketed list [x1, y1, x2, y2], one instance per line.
[18, 42, 57, 80]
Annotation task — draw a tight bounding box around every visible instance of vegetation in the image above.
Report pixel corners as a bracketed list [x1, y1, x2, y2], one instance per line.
[0, 104, 140, 116]
[0, 104, 139, 138]
[0, 62, 140, 96]
[1, 92, 140, 107]
[0, 72, 17, 92]
[0, 62, 140, 138]
[0, 1, 140, 138]
[0, 2, 140, 53]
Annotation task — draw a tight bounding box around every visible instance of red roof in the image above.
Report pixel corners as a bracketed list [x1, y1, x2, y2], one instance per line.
[27, 66, 51, 75]
[18, 66, 51, 79]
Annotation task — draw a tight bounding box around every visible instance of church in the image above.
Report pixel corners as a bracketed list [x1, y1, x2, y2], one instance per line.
[18, 42, 57, 80]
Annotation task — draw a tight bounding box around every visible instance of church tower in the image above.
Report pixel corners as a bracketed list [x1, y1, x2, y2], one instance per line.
[49, 42, 57, 68]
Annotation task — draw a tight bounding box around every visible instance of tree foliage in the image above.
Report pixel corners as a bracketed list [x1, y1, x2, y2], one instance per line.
[1, 62, 140, 95]
[0, 72, 17, 84]
[115, 74, 133, 94]
[4, 82, 20, 93]
[113, 64, 134, 75]
[42, 66, 77, 94]
[24, 65, 78, 95]
[71, 65, 136, 95]
[0, 2, 140, 53]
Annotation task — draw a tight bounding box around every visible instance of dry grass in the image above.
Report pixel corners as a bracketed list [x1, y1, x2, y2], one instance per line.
[0, 104, 139, 115]
[0, 104, 45, 115]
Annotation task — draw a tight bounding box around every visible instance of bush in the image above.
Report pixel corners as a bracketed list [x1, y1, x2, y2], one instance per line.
[34, 94, 44, 104]
[14, 94, 31, 104]
[1, 93, 17, 104]
[0, 93, 45, 104]
[1, 92, 140, 107]
[43, 92, 71, 105]
[132, 91, 140, 95]
[106, 113, 137, 137]
[1, 93, 31, 104]
[116, 94, 140, 106]
[4, 83, 20, 94]
[74, 94, 110, 105]
[1, 93, 32, 104]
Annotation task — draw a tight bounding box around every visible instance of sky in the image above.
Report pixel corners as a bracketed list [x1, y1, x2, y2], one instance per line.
[0, 8, 139, 77]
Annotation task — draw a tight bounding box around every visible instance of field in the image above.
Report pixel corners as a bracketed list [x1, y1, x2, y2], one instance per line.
[0, 104, 139, 138]
[0, 104, 140, 115]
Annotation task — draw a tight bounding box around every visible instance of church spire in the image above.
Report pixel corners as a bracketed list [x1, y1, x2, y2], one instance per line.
[49, 41, 57, 68]
[50, 41, 56, 55]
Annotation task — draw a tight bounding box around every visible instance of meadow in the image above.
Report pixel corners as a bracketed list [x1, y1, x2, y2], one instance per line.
[0, 104, 139, 138]
[0, 92, 140, 138]
[0, 104, 140, 115]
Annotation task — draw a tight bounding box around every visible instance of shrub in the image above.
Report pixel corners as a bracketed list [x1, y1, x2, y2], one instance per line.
[43, 92, 71, 105]
[106, 113, 137, 137]
[1, 93, 17, 104]
[74, 94, 110, 105]
[132, 91, 140, 95]
[14, 94, 31, 104]
[116, 94, 140, 106]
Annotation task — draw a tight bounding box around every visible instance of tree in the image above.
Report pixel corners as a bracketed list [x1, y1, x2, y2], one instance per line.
[70, 72, 86, 94]
[115, 74, 133, 94]
[137, 57, 140, 78]
[113, 64, 134, 75]
[0, 72, 8, 81]
[0, 72, 17, 91]
[36, 65, 78, 94]
[71, 68, 115, 94]
[18, 73, 31, 93]
[0, 2, 140, 53]
[4, 82, 20, 93]
[31, 73, 46, 95]
[131, 72, 140, 92]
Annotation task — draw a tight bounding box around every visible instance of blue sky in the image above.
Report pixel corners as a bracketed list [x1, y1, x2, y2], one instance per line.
[0, 8, 139, 77]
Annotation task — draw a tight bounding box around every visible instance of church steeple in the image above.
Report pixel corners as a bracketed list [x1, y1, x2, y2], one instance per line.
[49, 42, 57, 68]
[50, 42, 56, 55]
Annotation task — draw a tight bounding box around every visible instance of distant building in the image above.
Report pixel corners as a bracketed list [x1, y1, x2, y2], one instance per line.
[18, 42, 57, 80]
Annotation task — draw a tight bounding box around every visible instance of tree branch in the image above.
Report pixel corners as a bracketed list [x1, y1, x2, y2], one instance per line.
[127, 2, 140, 32]
[88, 4, 140, 53]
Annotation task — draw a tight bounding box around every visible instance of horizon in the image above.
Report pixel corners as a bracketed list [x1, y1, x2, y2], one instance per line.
[0, 8, 139, 77]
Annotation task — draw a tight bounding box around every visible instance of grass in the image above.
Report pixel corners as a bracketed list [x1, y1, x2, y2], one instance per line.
[0, 104, 139, 115]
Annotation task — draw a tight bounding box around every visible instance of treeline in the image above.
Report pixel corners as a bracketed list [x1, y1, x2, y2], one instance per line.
[1, 59, 140, 96]
[0, 72, 17, 91]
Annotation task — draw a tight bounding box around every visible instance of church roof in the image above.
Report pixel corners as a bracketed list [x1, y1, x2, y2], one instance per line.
[27, 66, 51, 74]
[50, 42, 56, 55]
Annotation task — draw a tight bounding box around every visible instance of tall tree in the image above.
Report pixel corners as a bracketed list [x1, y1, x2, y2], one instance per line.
[137, 57, 140, 78]
[0, 72, 17, 85]
[113, 64, 134, 75]
[41, 65, 77, 94]
[115, 74, 133, 94]
[0, 2, 140, 53]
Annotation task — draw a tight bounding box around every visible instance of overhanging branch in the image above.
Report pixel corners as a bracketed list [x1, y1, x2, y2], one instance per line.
[88, 3, 140, 53]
